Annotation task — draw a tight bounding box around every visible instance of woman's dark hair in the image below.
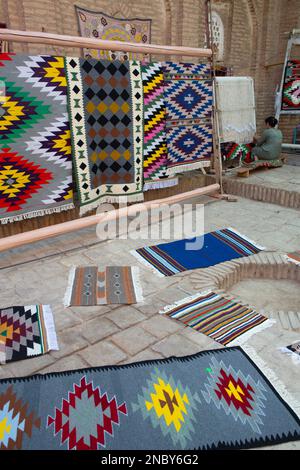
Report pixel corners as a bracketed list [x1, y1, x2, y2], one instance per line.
[265, 116, 278, 127]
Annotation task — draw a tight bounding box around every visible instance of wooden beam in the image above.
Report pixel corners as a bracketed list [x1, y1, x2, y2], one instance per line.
[0, 28, 212, 58]
[0, 185, 220, 252]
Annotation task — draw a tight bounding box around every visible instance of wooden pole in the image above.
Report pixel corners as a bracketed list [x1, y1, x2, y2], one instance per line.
[0, 28, 212, 58]
[0, 184, 220, 252]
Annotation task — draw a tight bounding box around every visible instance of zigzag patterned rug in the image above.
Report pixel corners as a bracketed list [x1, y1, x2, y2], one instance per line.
[282, 60, 300, 110]
[0, 346, 299, 449]
[0, 53, 74, 223]
[65, 58, 144, 215]
[162, 62, 213, 175]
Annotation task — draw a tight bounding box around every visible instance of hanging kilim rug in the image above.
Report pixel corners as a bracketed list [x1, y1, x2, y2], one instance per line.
[0, 346, 299, 449]
[162, 62, 213, 175]
[75, 6, 151, 61]
[141, 61, 178, 190]
[279, 340, 300, 365]
[131, 227, 264, 277]
[0, 305, 58, 364]
[160, 291, 275, 346]
[0, 53, 74, 223]
[284, 250, 300, 266]
[282, 60, 300, 110]
[65, 57, 144, 215]
[64, 266, 143, 306]
[221, 142, 253, 168]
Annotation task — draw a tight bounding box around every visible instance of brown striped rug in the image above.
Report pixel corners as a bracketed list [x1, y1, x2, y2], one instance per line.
[64, 266, 143, 306]
[285, 250, 300, 266]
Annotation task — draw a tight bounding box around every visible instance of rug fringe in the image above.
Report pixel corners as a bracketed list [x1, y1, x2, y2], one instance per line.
[79, 194, 144, 216]
[129, 249, 165, 277]
[42, 305, 59, 351]
[226, 318, 276, 346]
[159, 290, 213, 314]
[63, 266, 76, 307]
[0, 203, 75, 224]
[166, 160, 210, 176]
[283, 254, 300, 266]
[242, 345, 300, 418]
[143, 177, 179, 191]
[131, 266, 144, 303]
[226, 226, 266, 250]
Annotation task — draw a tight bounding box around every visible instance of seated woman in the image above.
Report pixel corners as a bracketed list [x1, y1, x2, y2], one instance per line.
[251, 116, 283, 162]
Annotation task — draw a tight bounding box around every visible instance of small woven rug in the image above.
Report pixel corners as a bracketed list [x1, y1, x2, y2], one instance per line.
[65, 266, 143, 306]
[131, 227, 264, 277]
[65, 57, 144, 215]
[284, 250, 300, 266]
[282, 60, 300, 110]
[279, 340, 300, 365]
[160, 291, 275, 346]
[0, 305, 58, 364]
[162, 62, 213, 175]
[0, 346, 299, 449]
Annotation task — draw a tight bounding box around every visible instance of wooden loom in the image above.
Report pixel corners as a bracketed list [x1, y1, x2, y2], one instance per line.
[0, 5, 223, 253]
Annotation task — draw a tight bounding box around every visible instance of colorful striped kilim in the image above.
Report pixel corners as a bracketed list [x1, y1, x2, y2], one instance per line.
[282, 60, 300, 110]
[162, 62, 213, 175]
[65, 266, 143, 306]
[221, 142, 253, 166]
[131, 228, 264, 277]
[160, 291, 275, 346]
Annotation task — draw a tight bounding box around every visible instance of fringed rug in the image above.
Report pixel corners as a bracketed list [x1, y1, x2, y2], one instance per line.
[279, 340, 300, 365]
[131, 227, 264, 277]
[162, 62, 213, 175]
[65, 266, 143, 306]
[284, 250, 300, 266]
[65, 58, 144, 215]
[0, 53, 74, 223]
[160, 291, 275, 346]
[0, 305, 58, 364]
[141, 61, 178, 191]
[0, 346, 299, 449]
[282, 60, 300, 110]
[75, 6, 151, 61]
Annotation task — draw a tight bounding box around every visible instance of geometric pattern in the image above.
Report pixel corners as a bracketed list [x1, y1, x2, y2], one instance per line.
[76, 6, 151, 61]
[141, 62, 169, 186]
[0, 305, 57, 364]
[132, 368, 201, 449]
[221, 142, 253, 167]
[201, 357, 267, 434]
[162, 61, 213, 175]
[65, 57, 144, 215]
[47, 376, 128, 450]
[0, 385, 41, 449]
[0, 53, 74, 222]
[282, 60, 300, 110]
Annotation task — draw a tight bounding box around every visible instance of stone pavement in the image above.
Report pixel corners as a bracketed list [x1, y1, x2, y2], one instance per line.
[0, 195, 299, 450]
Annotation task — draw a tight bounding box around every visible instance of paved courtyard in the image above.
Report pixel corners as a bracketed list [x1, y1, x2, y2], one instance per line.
[0, 194, 299, 449]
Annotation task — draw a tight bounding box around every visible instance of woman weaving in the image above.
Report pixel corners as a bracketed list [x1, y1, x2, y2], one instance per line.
[251, 116, 283, 163]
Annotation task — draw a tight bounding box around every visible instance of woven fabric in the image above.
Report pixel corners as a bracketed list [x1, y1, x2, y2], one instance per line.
[280, 340, 300, 364]
[221, 142, 253, 165]
[282, 60, 300, 110]
[242, 158, 283, 169]
[76, 6, 151, 61]
[0, 305, 58, 364]
[66, 58, 144, 214]
[131, 227, 264, 277]
[216, 77, 256, 144]
[161, 291, 275, 346]
[162, 62, 213, 175]
[285, 250, 300, 266]
[65, 266, 143, 306]
[0, 346, 299, 449]
[0, 53, 74, 223]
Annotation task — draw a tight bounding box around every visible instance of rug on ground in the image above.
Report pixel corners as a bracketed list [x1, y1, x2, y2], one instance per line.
[162, 62, 213, 175]
[160, 291, 275, 346]
[131, 227, 264, 276]
[0, 305, 58, 364]
[64, 266, 143, 306]
[279, 340, 300, 365]
[141, 61, 178, 190]
[65, 57, 144, 215]
[282, 60, 300, 110]
[284, 250, 300, 266]
[0, 346, 299, 449]
[0, 53, 74, 223]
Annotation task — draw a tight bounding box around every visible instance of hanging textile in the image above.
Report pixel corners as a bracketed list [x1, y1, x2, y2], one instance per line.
[282, 60, 300, 111]
[141, 62, 178, 190]
[65, 57, 144, 215]
[216, 77, 256, 144]
[0, 53, 74, 224]
[75, 6, 151, 61]
[163, 62, 213, 175]
[221, 142, 253, 167]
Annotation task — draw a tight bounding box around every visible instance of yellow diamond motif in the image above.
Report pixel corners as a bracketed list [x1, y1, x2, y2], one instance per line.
[86, 101, 95, 114]
[0, 417, 11, 441]
[109, 102, 119, 114]
[0, 166, 31, 198]
[97, 102, 107, 113]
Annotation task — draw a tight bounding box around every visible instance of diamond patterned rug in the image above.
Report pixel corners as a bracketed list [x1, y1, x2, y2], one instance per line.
[0, 54, 74, 223]
[66, 57, 144, 214]
[282, 60, 300, 110]
[0, 347, 299, 449]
